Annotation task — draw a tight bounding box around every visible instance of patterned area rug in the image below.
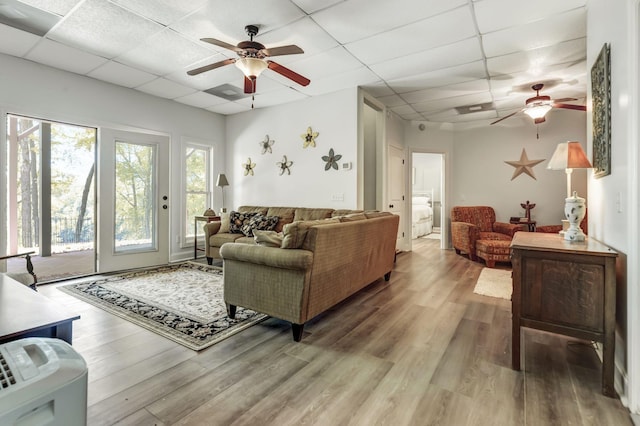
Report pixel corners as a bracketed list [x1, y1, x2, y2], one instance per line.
[473, 268, 512, 300]
[59, 262, 267, 351]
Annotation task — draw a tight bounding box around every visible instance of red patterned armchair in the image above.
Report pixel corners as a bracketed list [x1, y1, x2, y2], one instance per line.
[451, 206, 524, 261]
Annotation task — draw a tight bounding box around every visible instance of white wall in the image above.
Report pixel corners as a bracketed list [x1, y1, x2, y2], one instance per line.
[0, 53, 226, 263]
[587, 0, 639, 416]
[225, 88, 359, 209]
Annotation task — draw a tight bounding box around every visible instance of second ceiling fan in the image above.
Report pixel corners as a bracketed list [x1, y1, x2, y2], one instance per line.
[187, 24, 310, 95]
[491, 83, 586, 125]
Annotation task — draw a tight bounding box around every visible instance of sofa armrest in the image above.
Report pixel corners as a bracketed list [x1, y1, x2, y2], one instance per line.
[204, 221, 222, 238]
[493, 221, 525, 237]
[220, 243, 313, 271]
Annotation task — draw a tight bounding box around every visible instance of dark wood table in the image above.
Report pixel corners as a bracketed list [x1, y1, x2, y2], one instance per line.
[509, 217, 536, 231]
[510, 232, 618, 397]
[0, 274, 80, 345]
[194, 215, 220, 259]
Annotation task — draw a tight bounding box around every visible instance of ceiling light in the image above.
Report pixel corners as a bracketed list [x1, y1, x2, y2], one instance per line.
[235, 57, 268, 79]
[523, 104, 552, 120]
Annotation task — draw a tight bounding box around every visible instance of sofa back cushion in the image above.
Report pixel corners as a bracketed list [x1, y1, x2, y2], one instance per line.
[281, 218, 340, 249]
[238, 206, 269, 215]
[266, 207, 296, 232]
[451, 206, 496, 232]
[293, 207, 334, 222]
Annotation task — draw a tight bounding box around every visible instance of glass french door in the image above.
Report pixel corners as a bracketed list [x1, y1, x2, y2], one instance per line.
[97, 128, 169, 272]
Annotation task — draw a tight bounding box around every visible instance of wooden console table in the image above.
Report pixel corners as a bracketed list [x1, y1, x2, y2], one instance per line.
[194, 215, 220, 259]
[0, 274, 80, 345]
[510, 232, 618, 397]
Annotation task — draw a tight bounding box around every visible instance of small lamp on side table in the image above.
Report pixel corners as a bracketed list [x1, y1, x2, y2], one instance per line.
[547, 141, 592, 241]
[216, 173, 229, 213]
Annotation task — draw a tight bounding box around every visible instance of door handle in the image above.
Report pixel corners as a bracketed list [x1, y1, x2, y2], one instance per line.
[162, 205, 168, 209]
[389, 204, 394, 208]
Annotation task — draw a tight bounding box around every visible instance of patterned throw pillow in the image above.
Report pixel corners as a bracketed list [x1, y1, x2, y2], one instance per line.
[241, 214, 279, 237]
[229, 211, 258, 234]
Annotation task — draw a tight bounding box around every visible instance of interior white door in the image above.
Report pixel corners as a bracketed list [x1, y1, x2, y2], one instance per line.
[97, 128, 170, 272]
[388, 144, 406, 251]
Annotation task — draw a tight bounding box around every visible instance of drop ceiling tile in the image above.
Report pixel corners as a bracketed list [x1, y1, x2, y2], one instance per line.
[25, 38, 107, 74]
[377, 94, 407, 107]
[291, 0, 343, 14]
[111, 0, 207, 26]
[412, 91, 492, 114]
[482, 8, 586, 58]
[165, 54, 239, 90]
[345, 6, 476, 65]
[281, 46, 363, 82]
[371, 37, 483, 81]
[487, 38, 586, 78]
[136, 77, 196, 99]
[48, 0, 163, 58]
[206, 102, 251, 115]
[116, 28, 214, 75]
[361, 84, 394, 97]
[387, 60, 488, 94]
[0, 23, 41, 56]
[474, 0, 586, 34]
[257, 17, 339, 61]
[297, 67, 381, 97]
[390, 104, 418, 116]
[400, 112, 426, 121]
[170, 0, 305, 46]
[174, 91, 228, 108]
[88, 60, 157, 88]
[425, 109, 497, 123]
[311, 0, 467, 44]
[15, 0, 81, 16]
[400, 79, 490, 104]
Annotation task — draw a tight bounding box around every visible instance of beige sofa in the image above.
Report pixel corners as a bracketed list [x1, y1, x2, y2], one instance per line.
[203, 205, 362, 265]
[219, 212, 399, 341]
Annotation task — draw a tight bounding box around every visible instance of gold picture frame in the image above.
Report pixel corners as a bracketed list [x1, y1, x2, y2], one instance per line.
[591, 43, 611, 178]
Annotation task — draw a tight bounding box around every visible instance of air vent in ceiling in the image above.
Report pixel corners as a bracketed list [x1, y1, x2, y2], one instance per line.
[455, 102, 495, 115]
[204, 84, 250, 101]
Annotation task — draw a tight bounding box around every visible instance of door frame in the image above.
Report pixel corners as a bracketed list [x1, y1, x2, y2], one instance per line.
[410, 150, 446, 250]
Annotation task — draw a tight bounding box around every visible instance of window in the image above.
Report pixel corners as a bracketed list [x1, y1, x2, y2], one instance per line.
[183, 142, 212, 245]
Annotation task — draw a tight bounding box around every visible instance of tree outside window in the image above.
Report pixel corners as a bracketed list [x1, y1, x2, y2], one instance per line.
[184, 143, 212, 243]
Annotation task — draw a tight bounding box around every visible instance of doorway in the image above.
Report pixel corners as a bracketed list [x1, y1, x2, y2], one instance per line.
[411, 152, 444, 249]
[4, 114, 96, 281]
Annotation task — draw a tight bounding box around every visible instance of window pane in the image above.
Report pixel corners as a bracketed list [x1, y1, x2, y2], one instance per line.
[114, 141, 155, 252]
[186, 193, 207, 237]
[186, 148, 207, 191]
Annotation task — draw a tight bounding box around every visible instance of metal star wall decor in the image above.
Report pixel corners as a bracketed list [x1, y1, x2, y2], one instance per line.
[322, 148, 342, 171]
[242, 157, 256, 176]
[504, 149, 544, 180]
[260, 134, 274, 154]
[301, 126, 319, 148]
[277, 155, 293, 175]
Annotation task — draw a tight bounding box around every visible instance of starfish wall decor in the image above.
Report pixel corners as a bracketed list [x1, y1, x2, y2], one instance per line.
[277, 155, 293, 175]
[301, 126, 319, 148]
[322, 148, 342, 171]
[242, 157, 256, 176]
[260, 135, 274, 154]
[505, 149, 544, 180]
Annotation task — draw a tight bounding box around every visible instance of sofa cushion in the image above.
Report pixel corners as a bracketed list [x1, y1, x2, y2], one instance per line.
[266, 207, 296, 232]
[238, 206, 269, 215]
[293, 207, 334, 222]
[209, 232, 245, 247]
[241, 214, 279, 237]
[364, 211, 392, 219]
[229, 211, 258, 234]
[219, 212, 230, 233]
[338, 213, 367, 222]
[254, 230, 284, 247]
[281, 218, 340, 249]
[332, 209, 364, 217]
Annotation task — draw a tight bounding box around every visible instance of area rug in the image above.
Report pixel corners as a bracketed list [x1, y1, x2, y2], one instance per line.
[473, 268, 512, 300]
[59, 262, 267, 351]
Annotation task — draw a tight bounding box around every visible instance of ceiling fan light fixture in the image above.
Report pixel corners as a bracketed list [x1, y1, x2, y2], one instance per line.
[523, 104, 552, 120]
[235, 57, 268, 79]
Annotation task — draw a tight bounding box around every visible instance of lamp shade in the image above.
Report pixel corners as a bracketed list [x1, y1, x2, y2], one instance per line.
[216, 173, 229, 187]
[547, 141, 592, 170]
[235, 57, 268, 79]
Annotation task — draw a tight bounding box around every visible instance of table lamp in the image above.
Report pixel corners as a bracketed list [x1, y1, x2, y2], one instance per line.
[216, 173, 229, 213]
[547, 141, 592, 241]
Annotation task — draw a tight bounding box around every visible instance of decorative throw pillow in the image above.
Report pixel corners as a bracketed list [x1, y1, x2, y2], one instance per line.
[253, 230, 284, 247]
[229, 211, 257, 234]
[219, 212, 230, 233]
[241, 214, 279, 237]
[281, 218, 340, 249]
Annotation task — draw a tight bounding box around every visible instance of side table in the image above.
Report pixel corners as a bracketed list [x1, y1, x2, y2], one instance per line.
[510, 217, 536, 232]
[194, 215, 220, 259]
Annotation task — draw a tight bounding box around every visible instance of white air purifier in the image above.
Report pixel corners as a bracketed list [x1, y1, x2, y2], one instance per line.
[0, 337, 88, 426]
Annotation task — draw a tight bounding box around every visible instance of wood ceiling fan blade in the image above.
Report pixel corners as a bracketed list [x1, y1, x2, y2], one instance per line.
[553, 103, 587, 111]
[490, 110, 520, 125]
[553, 97, 578, 103]
[267, 61, 310, 86]
[244, 76, 256, 94]
[262, 45, 304, 57]
[187, 58, 236, 76]
[200, 37, 242, 53]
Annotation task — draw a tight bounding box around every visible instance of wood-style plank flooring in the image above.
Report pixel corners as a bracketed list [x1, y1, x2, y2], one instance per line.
[39, 238, 633, 425]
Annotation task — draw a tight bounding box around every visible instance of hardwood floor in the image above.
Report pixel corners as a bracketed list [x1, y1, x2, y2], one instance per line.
[39, 238, 632, 425]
